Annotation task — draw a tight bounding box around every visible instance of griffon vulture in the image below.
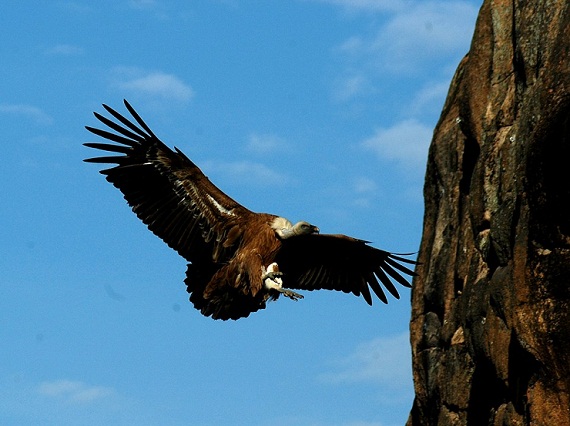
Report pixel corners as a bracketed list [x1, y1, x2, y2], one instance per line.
[84, 100, 417, 320]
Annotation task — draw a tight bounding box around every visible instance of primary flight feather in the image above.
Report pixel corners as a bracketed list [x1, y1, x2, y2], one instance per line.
[85, 100, 417, 320]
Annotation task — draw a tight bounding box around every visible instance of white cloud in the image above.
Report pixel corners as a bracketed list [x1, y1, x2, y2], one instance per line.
[114, 68, 194, 101]
[202, 159, 288, 187]
[319, 332, 411, 388]
[324, 0, 477, 111]
[44, 44, 84, 56]
[408, 81, 450, 116]
[127, 0, 170, 19]
[262, 416, 385, 426]
[37, 379, 114, 404]
[353, 176, 377, 194]
[247, 133, 289, 155]
[331, 1, 478, 75]
[351, 177, 378, 207]
[57, 2, 92, 14]
[312, 0, 408, 13]
[0, 104, 53, 125]
[361, 119, 432, 171]
[128, 0, 158, 9]
[338, 35, 365, 53]
[332, 74, 374, 101]
[373, 2, 477, 73]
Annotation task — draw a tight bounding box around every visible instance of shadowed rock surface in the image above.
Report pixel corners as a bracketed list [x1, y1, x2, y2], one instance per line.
[408, 1, 570, 424]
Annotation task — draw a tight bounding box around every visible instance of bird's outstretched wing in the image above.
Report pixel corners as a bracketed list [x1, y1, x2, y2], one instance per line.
[84, 100, 251, 263]
[275, 234, 416, 304]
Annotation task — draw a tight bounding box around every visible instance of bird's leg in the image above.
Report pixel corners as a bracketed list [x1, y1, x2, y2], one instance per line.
[262, 262, 304, 301]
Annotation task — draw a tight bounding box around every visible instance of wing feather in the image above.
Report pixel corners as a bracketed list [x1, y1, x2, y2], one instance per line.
[380, 260, 414, 289]
[373, 266, 400, 300]
[384, 256, 416, 279]
[93, 111, 148, 143]
[358, 276, 373, 305]
[366, 271, 388, 304]
[275, 234, 417, 305]
[83, 155, 126, 164]
[121, 100, 159, 138]
[85, 126, 140, 148]
[84, 100, 251, 263]
[84, 142, 132, 154]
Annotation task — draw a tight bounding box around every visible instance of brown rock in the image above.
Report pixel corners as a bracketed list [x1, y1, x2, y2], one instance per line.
[408, 1, 570, 425]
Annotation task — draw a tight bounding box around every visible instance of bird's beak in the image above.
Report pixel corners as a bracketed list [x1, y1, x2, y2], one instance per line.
[313, 226, 320, 234]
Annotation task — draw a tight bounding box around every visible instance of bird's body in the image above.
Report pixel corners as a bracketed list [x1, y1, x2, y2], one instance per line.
[85, 100, 417, 320]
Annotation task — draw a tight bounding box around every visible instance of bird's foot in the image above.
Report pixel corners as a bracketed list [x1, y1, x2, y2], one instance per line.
[264, 279, 304, 301]
[280, 289, 304, 301]
[262, 262, 303, 301]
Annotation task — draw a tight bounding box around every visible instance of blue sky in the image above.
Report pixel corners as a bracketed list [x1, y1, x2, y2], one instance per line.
[1, 1, 480, 425]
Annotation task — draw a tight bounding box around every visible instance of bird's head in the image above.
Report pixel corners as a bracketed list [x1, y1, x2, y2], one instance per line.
[273, 217, 319, 239]
[292, 221, 320, 236]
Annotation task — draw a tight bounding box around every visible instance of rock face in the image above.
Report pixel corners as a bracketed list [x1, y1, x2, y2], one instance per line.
[408, 1, 570, 425]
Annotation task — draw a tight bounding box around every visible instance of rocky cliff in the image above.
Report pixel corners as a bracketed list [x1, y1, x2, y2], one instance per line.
[408, 1, 570, 424]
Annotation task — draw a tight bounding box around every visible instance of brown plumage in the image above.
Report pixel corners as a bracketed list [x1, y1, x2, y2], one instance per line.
[84, 100, 417, 320]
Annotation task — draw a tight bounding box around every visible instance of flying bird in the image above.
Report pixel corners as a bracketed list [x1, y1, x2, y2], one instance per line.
[84, 100, 417, 320]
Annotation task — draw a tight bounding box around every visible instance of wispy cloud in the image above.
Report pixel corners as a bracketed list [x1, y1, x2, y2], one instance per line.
[353, 176, 377, 194]
[333, 1, 477, 75]
[332, 74, 374, 101]
[408, 81, 450, 116]
[127, 0, 170, 19]
[361, 119, 432, 171]
[44, 44, 84, 56]
[374, 2, 477, 73]
[113, 67, 194, 102]
[202, 159, 288, 187]
[0, 104, 53, 125]
[311, 0, 408, 13]
[128, 0, 158, 9]
[262, 415, 385, 426]
[325, 0, 477, 109]
[319, 332, 411, 387]
[246, 133, 289, 155]
[57, 2, 92, 15]
[37, 379, 114, 404]
[351, 176, 378, 208]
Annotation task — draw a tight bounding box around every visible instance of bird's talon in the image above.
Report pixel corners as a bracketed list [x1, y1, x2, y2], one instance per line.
[283, 290, 304, 301]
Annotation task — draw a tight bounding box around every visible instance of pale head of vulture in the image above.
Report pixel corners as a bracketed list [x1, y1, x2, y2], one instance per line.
[272, 218, 320, 239]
